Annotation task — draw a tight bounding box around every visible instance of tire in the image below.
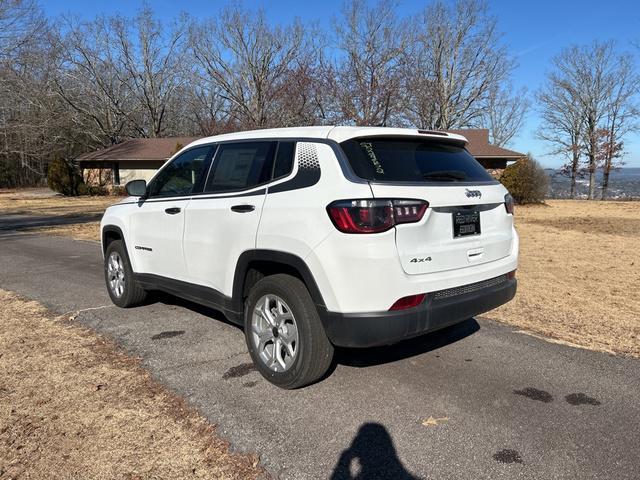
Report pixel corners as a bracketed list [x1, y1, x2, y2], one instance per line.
[104, 239, 147, 308]
[244, 274, 334, 389]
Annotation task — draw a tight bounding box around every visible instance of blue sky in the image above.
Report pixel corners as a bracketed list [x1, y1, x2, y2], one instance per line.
[42, 0, 640, 167]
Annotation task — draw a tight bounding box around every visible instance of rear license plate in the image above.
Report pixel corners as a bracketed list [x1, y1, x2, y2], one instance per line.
[453, 210, 481, 238]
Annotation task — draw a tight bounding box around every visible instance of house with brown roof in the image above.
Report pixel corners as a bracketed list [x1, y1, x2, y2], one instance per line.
[77, 137, 199, 187]
[77, 129, 523, 187]
[446, 129, 525, 173]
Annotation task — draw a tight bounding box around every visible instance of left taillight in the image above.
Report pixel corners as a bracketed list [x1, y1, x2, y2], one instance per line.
[327, 199, 428, 234]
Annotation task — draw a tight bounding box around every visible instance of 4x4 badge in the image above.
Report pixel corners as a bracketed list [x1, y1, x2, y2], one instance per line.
[465, 189, 482, 198]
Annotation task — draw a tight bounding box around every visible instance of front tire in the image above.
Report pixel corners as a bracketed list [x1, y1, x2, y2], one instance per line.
[104, 240, 147, 308]
[244, 274, 334, 389]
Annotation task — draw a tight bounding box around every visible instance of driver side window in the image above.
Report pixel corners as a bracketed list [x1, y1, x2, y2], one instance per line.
[148, 146, 212, 198]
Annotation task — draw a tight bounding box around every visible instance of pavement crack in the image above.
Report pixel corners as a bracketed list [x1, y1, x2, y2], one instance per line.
[57, 304, 115, 322]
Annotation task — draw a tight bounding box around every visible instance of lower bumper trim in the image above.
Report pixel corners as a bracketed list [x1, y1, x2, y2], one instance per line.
[319, 276, 517, 348]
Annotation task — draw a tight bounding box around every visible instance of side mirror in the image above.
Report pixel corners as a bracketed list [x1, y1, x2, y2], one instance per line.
[125, 179, 147, 198]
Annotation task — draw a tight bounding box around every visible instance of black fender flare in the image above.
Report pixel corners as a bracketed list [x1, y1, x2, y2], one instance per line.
[231, 250, 326, 312]
[101, 225, 126, 252]
[101, 225, 135, 269]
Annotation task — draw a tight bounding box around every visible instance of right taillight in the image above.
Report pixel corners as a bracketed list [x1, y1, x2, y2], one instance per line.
[504, 193, 514, 215]
[327, 199, 428, 234]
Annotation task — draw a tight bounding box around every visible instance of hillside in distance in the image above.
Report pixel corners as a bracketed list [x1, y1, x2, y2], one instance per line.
[545, 168, 640, 200]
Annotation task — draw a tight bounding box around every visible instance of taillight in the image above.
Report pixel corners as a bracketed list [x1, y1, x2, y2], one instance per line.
[389, 293, 426, 311]
[327, 199, 428, 234]
[504, 193, 514, 215]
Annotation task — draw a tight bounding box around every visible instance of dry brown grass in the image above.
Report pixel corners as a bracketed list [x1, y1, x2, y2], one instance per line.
[33, 222, 101, 242]
[0, 189, 113, 241]
[0, 290, 265, 479]
[0, 189, 116, 217]
[490, 200, 640, 357]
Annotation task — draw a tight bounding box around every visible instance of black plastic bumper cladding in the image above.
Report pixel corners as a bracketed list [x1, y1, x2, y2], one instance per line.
[319, 277, 517, 348]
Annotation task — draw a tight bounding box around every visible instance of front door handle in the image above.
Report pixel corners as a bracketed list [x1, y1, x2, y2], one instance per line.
[164, 207, 181, 215]
[231, 204, 255, 213]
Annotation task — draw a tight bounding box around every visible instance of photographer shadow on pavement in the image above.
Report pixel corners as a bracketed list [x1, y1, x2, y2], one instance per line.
[331, 423, 422, 480]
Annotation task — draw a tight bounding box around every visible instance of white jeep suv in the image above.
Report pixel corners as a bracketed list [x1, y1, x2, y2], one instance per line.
[101, 126, 518, 388]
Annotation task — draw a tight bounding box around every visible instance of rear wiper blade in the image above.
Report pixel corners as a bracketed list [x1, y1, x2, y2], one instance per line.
[422, 170, 467, 181]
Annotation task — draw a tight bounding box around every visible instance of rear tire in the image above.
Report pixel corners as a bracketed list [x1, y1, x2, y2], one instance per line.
[104, 240, 147, 308]
[244, 274, 334, 389]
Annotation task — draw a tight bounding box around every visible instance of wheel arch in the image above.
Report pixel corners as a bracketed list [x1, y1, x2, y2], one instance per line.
[232, 250, 326, 313]
[102, 225, 126, 255]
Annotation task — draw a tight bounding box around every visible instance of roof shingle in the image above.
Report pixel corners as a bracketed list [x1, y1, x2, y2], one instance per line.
[77, 137, 199, 162]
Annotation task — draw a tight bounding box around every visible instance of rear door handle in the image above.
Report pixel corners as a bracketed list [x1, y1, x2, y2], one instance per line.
[164, 207, 181, 215]
[231, 204, 255, 213]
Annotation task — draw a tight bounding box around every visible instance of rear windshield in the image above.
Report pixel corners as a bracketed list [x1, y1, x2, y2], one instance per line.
[340, 137, 494, 183]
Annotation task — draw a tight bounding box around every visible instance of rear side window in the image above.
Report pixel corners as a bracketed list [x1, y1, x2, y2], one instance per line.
[204, 142, 276, 193]
[340, 137, 494, 183]
[273, 141, 296, 179]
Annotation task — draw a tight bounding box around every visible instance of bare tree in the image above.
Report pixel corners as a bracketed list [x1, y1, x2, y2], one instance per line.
[112, 8, 189, 138]
[190, 5, 319, 130]
[574, 43, 617, 200]
[594, 128, 624, 199]
[543, 42, 638, 199]
[0, 0, 65, 186]
[537, 70, 586, 199]
[481, 84, 528, 147]
[328, 0, 409, 126]
[599, 53, 639, 199]
[53, 15, 136, 147]
[0, 0, 46, 60]
[407, 0, 515, 130]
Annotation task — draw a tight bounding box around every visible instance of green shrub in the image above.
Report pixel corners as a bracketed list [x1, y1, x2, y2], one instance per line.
[499, 154, 549, 204]
[47, 157, 83, 196]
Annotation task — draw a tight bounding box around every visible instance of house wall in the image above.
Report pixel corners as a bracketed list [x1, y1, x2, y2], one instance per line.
[81, 160, 165, 187]
[118, 160, 165, 185]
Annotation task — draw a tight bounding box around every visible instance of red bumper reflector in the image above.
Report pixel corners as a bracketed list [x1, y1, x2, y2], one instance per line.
[389, 293, 426, 311]
[507, 270, 517, 279]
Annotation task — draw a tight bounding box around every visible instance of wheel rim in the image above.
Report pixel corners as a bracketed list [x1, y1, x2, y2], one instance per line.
[107, 251, 126, 298]
[251, 294, 299, 372]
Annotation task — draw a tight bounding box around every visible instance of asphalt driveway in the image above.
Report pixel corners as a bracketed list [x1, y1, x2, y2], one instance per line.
[1, 233, 638, 479]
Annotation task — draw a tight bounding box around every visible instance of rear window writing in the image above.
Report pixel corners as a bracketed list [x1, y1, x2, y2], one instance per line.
[340, 137, 494, 183]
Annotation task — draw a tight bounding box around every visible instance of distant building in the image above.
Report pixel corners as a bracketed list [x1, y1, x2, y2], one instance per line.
[77, 129, 524, 187]
[446, 129, 525, 176]
[77, 137, 199, 187]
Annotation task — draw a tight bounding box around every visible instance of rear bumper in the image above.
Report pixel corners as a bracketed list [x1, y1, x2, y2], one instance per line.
[319, 275, 517, 348]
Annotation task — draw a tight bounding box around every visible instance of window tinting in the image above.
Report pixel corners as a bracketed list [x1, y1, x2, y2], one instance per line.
[205, 142, 276, 193]
[340, 138, 494, 183]
[273, 142, 296, 179]
[149, 146, 212, 197]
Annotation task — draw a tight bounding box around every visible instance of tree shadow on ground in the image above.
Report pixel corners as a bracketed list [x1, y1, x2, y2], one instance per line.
[331, 422, 422, 480]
